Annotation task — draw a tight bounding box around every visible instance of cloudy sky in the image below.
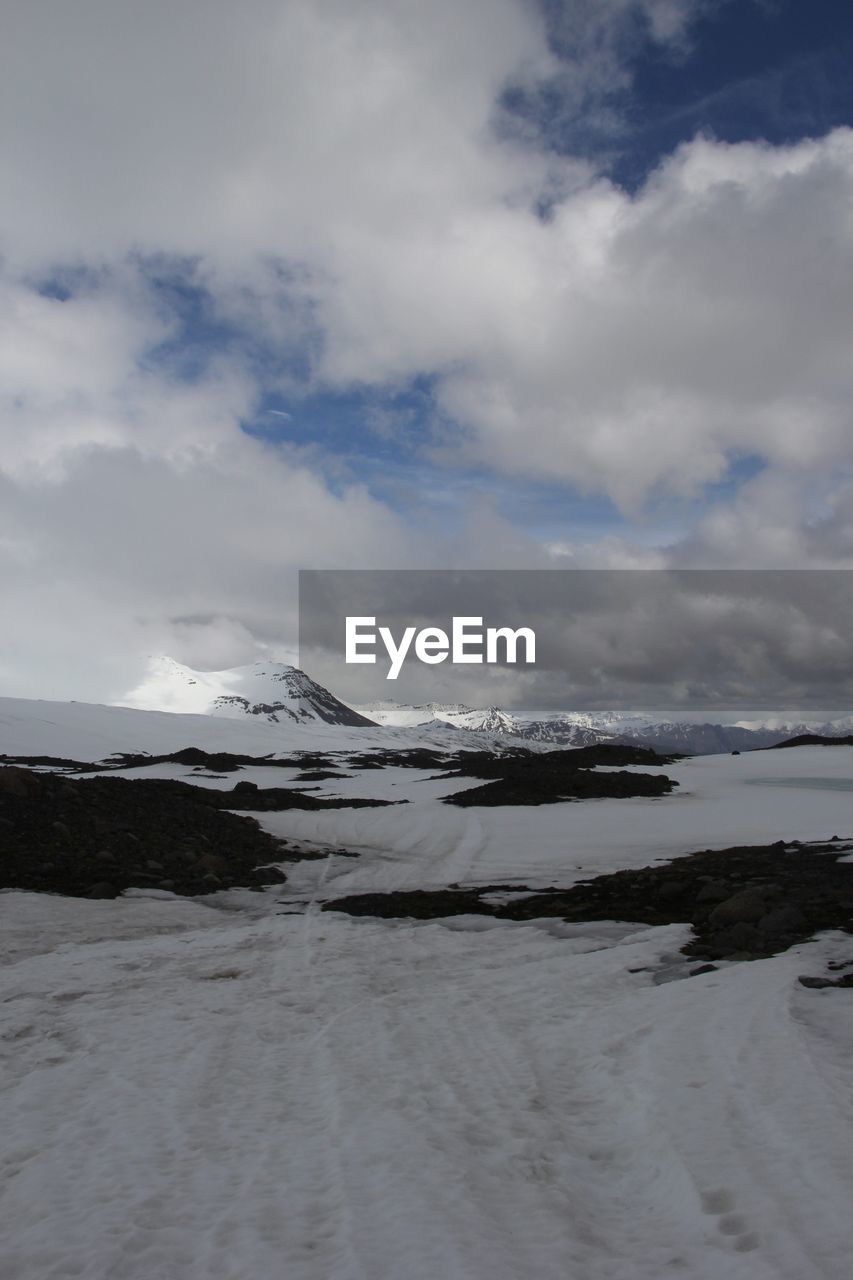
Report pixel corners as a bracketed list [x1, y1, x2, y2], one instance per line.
[2, 0, 853, 703]
[299, 569, 853, 715]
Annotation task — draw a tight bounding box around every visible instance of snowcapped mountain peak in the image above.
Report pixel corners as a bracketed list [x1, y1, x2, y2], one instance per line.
[120, 657, 237, 715]
[347, 699, 522, 735]
[120, 657, 377, 727]
[450, 705, 518, 734]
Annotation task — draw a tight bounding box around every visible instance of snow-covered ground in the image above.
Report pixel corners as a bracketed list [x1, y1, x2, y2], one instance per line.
[4, 894, 853, 1280]
[3, 698, 853, 1279]
[242, 746, 853, 897]
[0, 695, 473, 759]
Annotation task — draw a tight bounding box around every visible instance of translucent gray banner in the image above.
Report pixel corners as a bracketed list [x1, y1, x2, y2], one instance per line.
[298, 569, 853, 717]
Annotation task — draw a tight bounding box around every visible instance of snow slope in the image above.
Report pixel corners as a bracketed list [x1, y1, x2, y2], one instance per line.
[3, 699, 853, 1279]
[122, 657, 377, 727]
[0, 695, 464, 761]
[4, 894, 853, 1280]
[257, 744, 853, 897]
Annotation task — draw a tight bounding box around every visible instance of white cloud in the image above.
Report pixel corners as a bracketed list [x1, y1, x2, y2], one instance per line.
[0, 436, 422, 700]
[416, 131, 853, 510]
[1, 0, 852, 697]
[0, 0, 555, 267]
[7, 1, 846, 516]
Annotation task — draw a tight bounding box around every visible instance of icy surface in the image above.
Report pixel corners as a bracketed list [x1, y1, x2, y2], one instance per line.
[121, 658, 376, 727]
[260, 746, 853, 896]
[4, 895, 853, 1280]
[0, 695, 474, 760]
[3, 699, 853, 1278]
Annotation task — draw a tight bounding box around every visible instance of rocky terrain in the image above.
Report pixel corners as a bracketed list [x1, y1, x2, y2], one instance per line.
[0, 763, 389, 899]
[436, 743, 678, 805]
[325, 835, 853, 964]
[4, 738, 852, 973]
[768, 734, 853, 749]
[0, 739, 681, 902]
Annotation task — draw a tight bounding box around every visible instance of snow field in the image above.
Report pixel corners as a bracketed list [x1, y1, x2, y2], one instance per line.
[259, 747, 853, 897]
[3, 699, 853, 1278]
[3, 892, 853, 1280]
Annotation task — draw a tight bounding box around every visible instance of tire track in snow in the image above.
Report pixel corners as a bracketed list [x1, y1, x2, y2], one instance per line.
[164, 858, 380, 1280]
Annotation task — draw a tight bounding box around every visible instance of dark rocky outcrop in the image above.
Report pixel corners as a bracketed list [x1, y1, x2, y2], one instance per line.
[0, 767, 294, 898]
[768, 735, 853, 749]
[324, 837, 853, 962]
[0, 747, 340, 774]
[223, 783, 400, 813]
[438, 744, 678, 806]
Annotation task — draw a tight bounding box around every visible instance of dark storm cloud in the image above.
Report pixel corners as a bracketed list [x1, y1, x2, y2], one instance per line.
[300, 570, 853, 713]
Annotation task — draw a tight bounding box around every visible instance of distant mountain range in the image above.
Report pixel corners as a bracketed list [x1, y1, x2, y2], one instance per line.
[351, 700, 517, 736]
[348, 698, 853, 754]
[122, 658, 853, 754]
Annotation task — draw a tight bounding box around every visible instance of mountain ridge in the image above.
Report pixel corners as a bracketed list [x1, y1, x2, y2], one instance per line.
[349, 696, 853, 754]
[122, 657, 377, 728]
[122, 659, 853, 754]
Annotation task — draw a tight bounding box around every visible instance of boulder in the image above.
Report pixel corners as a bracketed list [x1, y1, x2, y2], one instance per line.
[758, 905, 805, 936]
[196, 852, 229, 877]
[87, 881, 120, 899]
[0, 768, 35, 797]
[709, 887, 770, 926]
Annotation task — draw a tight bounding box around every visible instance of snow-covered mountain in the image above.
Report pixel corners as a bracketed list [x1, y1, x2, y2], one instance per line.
[350, 700, 518, 735]
[734, 715, 853, 735]
[121, 657, 377, 728]
[513, 711, 792, 751]
[122, 662, 853, 753]
[611, 721, 789, 754]
[613, 718, 853, 754]
[352, 702, 701, 746]
[348, 696, 853, 754]
[351, 701, 738, 750]
[515, 718, 616, 747]
[515, 714, 853, 754]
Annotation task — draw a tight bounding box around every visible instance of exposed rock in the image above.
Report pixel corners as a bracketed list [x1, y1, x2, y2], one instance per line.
[441, 745, 677, 807]
[0, 768, 36, 797]
[708, 888, 772, 926]
[196, 852, 229, 877]
[225, 787, 400, 813]
[0, 767, 292, 898]
[695, 879, 732, 903]
[759, 905, 806, 935]
[771, 735, 853, 749]
[87, 882, 120, 899]
[248, 864, 288, 886]
[706, 921, 764, 953]
[325, 836, 853, 963]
